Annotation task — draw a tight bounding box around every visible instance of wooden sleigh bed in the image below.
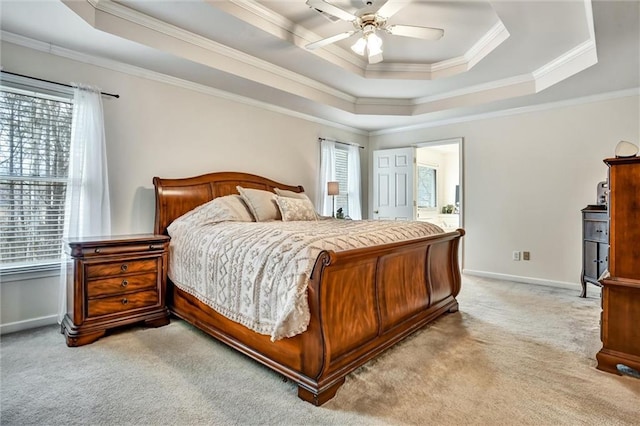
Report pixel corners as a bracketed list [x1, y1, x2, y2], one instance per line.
[153, 171, 464, 405]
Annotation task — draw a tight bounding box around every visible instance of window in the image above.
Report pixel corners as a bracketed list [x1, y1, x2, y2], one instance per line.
[417, 164, 437, 208]
[319, 139, 361, 220]
[0, 87, 73, 271]
[334, 146, 349, 217]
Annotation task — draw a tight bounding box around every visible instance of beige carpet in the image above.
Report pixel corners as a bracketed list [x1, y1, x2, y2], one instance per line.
[2, 275, 639, 425]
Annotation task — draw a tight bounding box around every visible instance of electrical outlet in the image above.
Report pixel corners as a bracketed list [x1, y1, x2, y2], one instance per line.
[512, 251, 521, 261]
[523, 251, 530, 261]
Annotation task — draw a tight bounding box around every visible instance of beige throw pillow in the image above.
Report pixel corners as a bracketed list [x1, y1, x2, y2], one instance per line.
[274, 188, 307, 200]
[237, 186, 281, 221]
[275, 196, 318, 222]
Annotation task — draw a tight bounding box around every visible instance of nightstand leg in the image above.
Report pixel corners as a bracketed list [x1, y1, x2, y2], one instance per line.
[64, 330, 106, 347]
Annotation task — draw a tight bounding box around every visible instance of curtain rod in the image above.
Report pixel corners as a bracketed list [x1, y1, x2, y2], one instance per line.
[1, 70, 120, 99]
[318, 137, 364, 150]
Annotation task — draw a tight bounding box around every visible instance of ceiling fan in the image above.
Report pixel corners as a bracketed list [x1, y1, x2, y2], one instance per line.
[304, 0, 444, 64]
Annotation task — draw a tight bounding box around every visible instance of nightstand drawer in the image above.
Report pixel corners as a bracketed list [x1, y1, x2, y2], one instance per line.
[86, 258, 158, 279]
[87, 272, 157, 297]
[79, 243, 166, 257]
[87, 289, 158, 317]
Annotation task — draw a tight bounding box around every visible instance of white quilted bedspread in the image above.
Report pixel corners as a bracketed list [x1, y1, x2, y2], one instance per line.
[168, 219, 444, 341]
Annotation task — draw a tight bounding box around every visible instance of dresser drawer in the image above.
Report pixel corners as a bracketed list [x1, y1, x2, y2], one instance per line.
[583, 211, 607, 221]
[87, 289, 158, 317]
[584, 220, 608, 242]
[87, 272, 157, 298]
[86, 258, 158, 279]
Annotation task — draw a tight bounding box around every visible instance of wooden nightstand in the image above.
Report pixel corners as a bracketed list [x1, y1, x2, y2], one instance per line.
[61, 234, 171, 347]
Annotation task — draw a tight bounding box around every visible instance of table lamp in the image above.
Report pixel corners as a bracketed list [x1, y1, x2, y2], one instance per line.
[327, 181, 339, 217]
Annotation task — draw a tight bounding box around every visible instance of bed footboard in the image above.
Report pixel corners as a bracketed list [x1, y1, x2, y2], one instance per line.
[297, 229, 464, 405]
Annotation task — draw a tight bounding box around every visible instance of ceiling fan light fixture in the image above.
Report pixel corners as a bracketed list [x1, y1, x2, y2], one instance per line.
[351, 37, 367, 55]
[367, 32, 383, 53]
[352, 30, 383, 62]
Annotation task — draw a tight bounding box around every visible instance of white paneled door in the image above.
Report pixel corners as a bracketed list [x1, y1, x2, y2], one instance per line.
[372, 147, 416, 220]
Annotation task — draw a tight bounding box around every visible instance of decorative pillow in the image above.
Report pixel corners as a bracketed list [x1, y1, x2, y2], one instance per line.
[275, 196, 318, 222]
[273, 188, 319, 218]
[274, 188, 307, 200]
[237, 186, 281, 221]
[167, 194, 254, 236]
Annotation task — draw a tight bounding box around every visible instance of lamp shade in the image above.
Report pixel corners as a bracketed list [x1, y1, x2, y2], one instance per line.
[327, 181, 340, 196]
[351, 37, 367, 56]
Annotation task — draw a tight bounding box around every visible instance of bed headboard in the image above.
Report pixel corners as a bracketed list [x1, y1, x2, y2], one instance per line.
[153, 171, 305, 235]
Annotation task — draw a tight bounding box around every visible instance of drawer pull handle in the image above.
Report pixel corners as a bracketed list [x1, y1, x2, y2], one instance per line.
[121, 264, 128, 272]
[149, 244, 156, 250]
[95, 248, 101, 253]
[121, 280, 128, 287]
[122, 298, 128, 305]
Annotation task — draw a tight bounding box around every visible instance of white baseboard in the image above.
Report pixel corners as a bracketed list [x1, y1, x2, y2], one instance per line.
[0, 315, 58, 335]
[462, 269, 598, 294]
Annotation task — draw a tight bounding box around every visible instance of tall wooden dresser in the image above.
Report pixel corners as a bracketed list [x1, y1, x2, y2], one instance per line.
[596, 157, 640, 375]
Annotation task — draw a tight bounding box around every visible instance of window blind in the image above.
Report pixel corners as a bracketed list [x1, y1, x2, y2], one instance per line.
[0, 89, 73, 269]
[335, 147, 349, 216]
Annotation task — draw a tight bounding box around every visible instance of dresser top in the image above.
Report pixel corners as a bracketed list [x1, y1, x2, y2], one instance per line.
[582, 204, 607, 212]
[604, 156, 640, 166]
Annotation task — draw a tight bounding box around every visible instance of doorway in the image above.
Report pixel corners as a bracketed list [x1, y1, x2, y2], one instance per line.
[415, 138, 463, 232]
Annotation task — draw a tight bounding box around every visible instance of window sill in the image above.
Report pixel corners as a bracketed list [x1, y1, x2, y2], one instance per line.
[0, 262, 62, 283]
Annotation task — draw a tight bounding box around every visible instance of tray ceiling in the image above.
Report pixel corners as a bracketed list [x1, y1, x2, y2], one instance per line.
[1, 0, 638, 132]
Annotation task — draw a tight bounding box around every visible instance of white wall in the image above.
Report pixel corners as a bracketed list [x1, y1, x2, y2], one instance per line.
[0, 41, 368, 332]
[371, 95, 639, 289]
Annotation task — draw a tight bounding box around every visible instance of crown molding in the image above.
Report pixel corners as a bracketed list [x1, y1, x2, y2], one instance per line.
[371, 87, 640, 136]
[78, 0, 357, 105]
[366, 21, 510, 80]
[0, 31, 367, 135]
[4, 29, 633, 138]
[414, 74, 535, 105]
[533, 39, 597, 92]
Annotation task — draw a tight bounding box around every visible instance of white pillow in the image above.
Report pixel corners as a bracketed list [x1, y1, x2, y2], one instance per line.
[237, 186, 281, 221]
[275, 196, 318, 222]
[167, 194, 254, 236]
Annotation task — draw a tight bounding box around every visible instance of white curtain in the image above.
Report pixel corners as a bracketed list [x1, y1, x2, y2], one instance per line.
[346, 144, 362, 220]
[58, 86, 111, 324]
[317, 139, 336, 217]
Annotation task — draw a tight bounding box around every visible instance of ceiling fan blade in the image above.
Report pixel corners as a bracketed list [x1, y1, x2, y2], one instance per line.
[305, 0, 358, 22]
[305, 30, 357, 50]
[387, 24, 444, 40]
[376, 0, 408, 19]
